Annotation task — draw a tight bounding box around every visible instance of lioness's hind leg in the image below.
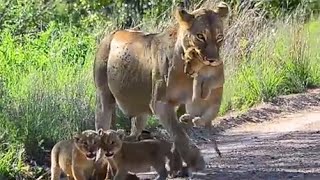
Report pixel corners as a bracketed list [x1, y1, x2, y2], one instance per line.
[130, 114, 148, 136]
[94, 34, 116, 131]
[95, 85, 116, 130]
[125, 114, 148, 141]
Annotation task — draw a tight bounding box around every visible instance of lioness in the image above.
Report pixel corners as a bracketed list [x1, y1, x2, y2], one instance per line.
[94, 2, 229, 172]
[50, 130, 100, 180]
[98, 129, 183, 180]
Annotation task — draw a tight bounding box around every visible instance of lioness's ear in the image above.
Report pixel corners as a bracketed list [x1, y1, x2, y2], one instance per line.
[98, 128, 104, 136]
[214, 1, 229, 18]
[175, 7, 194, 28]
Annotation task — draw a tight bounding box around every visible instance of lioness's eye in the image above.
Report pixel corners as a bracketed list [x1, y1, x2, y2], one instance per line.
[196, 34, 205, 42]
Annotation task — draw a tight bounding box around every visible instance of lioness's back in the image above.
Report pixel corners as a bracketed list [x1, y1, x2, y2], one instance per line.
[111, 29, 155, 44]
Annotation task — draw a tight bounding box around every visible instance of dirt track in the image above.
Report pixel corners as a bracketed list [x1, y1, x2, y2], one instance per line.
[138, 89, 320, 180]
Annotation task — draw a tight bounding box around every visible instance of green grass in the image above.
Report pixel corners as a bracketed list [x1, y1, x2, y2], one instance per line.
[219, 18, 320, 114]
[0, 7, 320, 180]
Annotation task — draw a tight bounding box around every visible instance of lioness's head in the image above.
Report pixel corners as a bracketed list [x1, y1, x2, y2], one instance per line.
[98, 129, 125, 159]
[73, 130, 101, 161]
[176, 2, 229, 73]
[175, 2, 228, 100]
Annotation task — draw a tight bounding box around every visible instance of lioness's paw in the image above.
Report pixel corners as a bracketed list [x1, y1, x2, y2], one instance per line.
[179, 114, 193, 124]
[192, 117, 206, 127]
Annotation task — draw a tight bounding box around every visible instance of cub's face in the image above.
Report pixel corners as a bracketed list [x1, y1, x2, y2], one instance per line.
[98, 129, 123, 159]
[73, 130, 100, 161]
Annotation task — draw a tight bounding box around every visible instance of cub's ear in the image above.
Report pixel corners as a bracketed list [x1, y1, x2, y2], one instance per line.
[116, 129, 126, 140]
[214, 1, 229, 18]
[97, 128, 105, 136]
[175, 7, 194, 28]
[73, 133, 81, 142]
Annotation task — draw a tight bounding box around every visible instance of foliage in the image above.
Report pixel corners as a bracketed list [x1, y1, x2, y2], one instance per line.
[0, 0, 320, 178]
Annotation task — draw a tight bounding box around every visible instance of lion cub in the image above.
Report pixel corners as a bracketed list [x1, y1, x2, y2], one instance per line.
[50, 130, 101, 180]
[93, 129, 153, 180]
[98, 129, 182, 180]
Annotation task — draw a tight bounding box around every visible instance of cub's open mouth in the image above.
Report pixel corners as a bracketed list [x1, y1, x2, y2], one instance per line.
[105, 151, 114, 158]
[85, 152, 96, 160]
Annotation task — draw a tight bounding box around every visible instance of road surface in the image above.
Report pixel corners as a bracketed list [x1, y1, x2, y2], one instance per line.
[139, 89, 320, 180]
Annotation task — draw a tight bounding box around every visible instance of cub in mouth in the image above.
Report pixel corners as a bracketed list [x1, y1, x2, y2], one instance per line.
[50, 129, 100, 180]
[98, 129, 183, 180]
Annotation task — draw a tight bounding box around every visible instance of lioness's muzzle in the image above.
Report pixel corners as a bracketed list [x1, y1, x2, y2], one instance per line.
[202, 58, 223, 67]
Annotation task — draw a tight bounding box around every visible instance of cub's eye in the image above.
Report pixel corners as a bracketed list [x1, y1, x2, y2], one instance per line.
[110, 141, 114, 145]
[83, 141, 88, 146]
[196, 34, 205, 42]
[216, 34, 224, 43]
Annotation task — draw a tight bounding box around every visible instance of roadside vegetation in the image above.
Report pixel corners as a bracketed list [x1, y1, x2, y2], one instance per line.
[0, 0, 319, 178]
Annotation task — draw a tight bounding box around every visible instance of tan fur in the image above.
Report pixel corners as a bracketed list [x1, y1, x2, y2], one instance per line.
[93, 129, 155, 180]
[50, 130, 101, 180]
[98, 129, 183, 180]
[94, 2, 229, 173]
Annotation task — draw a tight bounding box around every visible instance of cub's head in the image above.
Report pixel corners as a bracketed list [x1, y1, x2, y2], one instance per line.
[98, 129, 125, 159]
[73, 130, 100, 161]
[175, 2, 229, 77]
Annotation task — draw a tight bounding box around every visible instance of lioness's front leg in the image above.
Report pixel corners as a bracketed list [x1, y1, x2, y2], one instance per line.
[152, 102, 205, 173]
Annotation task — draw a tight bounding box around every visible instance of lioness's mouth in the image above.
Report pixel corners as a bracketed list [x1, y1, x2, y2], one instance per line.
[86, 152, 97, 160]
[202, 59, 223, 67]
[105, 151, 114, 158]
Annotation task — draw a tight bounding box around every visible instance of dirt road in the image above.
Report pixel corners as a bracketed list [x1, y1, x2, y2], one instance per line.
[196, 109, 320, 180]
[139, 89, 320, 180]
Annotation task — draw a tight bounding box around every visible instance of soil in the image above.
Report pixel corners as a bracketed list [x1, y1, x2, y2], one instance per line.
[137, 88, 320, 180]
